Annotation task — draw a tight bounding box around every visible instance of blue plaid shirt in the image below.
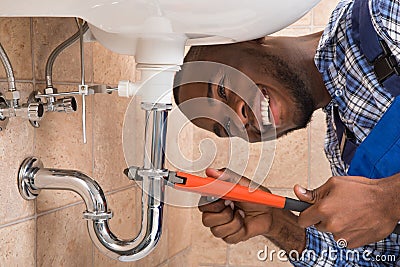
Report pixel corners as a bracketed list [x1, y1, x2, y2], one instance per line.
[291, 0, 400, 266]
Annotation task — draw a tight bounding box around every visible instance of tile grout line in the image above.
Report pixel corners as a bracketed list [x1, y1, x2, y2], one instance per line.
[165, 242, 191, 262]
[33, 184, 137, 218]
[0, 215, 36, 230]
[36, 200, 85, 218]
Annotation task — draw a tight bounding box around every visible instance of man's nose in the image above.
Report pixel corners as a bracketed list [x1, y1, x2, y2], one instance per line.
[234, 99, 249, 125]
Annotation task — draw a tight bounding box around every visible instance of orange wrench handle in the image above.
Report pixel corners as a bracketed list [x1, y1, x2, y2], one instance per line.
[174, 172, 286, 209]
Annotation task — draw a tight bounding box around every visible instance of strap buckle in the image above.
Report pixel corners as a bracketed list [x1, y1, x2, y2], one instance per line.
[373, 40, 400, 84]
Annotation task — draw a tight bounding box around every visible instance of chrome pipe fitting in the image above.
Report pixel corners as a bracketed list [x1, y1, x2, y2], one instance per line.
[0, 102, 44, 122]
[17, 156, 165, 262]
[4, 90, 21, 108]
[0, 95, 9, 132]
[27, 102, 44, 122]
[56, 97, 77, 113]
[49, 96, 77, 113]
[43, 87, 57, 111]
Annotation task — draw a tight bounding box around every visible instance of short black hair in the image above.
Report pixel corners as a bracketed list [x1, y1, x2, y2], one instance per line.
[173, 46, 206, 105]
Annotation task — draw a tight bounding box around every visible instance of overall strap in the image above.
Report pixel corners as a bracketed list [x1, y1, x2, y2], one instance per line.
[352, 0, 400, 94]
[335, 0, 400, 166]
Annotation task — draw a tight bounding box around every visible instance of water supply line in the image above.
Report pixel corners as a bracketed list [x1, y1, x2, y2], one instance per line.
[17, 103, 170, 261]
[0, 40, 44, 129]
[0, 41, 19, 109]
[45, 21, 89, 89]
[42, 20, 88, 114]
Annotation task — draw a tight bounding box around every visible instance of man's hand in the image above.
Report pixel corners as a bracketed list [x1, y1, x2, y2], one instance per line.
[199, 168, 306, 252]
[294, 175, 400, 249]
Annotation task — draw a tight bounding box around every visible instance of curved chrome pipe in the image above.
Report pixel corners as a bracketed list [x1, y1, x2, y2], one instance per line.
[45, 21, 88, 88]
[18, 157, 164, 261]
[0, 42, 16, 91]
[17, 106, 169, 261]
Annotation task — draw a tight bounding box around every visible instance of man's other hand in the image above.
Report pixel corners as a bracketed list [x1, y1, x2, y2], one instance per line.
[294, 175, 400, 248]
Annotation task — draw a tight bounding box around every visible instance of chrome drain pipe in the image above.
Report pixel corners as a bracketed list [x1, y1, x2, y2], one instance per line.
[17, 103, 170, 262]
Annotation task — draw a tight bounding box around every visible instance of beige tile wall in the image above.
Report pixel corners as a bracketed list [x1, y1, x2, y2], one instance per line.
[0, 0, 337, 266]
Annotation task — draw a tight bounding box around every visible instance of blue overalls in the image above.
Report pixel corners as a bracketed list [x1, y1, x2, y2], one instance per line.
[334, 0, 400, 235]
[337, 0, 400, 179]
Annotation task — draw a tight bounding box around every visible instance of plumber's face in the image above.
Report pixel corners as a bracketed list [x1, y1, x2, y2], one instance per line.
[175, 42, 315, 142]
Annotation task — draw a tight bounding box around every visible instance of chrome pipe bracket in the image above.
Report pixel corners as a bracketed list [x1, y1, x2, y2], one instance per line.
[141, 103, 172, 111]
[27, 91, 43, 128]
[17, 157, 43, 200]
[83, 210, 113, 221]
[0, 93, 9, 132]
[137, 168, 169, 178]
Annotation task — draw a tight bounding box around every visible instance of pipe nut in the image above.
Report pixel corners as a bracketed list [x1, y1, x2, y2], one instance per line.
[27, 102, 44, 122]
[4, 90, 20, 101]
[55, 97, 77, 113]
[44, 87, 58, 95]
[83, 210, 113, 221]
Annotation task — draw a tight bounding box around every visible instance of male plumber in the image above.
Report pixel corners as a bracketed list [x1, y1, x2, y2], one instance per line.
[173, 0, 400, 265]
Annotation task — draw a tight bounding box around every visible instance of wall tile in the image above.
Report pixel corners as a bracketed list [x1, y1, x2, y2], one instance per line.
[0, 219, 35, 266]
[93, 186, 139, 267]
[311, 27, 326, 34]
[228, 235, 292, 267]
[0, 18, 32, 80]
[37, 203, 92, 266]
[167, 248, 193, 267]
[92, 42, 135, 85]
[292, 12, 312, 27]
[34, 84, 93, 212]
[0, 83, 35, 225]
[309, 109, 331, 189]
[313, 0, 340, 26]
[167, 206, 192, 258]
[32, 18, 93, 84]
[93, 93, 132, 193]
[264, 128, 309, 189]
[273, 28, 311, 37]
[189, 127, 308, 190]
